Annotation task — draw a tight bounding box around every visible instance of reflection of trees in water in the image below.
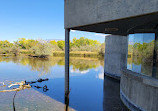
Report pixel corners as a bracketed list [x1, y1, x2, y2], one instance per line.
[57, 58, 65, 66]
[19, 57, 64, 76]
[0, 56, 63, 76]
[100, 58, 104, 67]
[0, 56, 19, 63]
[0, 56, 103, 76]
[128, 56, 158, 78]
[25, 58, 54, 76]
[70, 58, 102, 71]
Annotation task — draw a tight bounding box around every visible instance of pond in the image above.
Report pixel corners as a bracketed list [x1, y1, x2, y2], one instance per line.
[0, 56, 128, 111]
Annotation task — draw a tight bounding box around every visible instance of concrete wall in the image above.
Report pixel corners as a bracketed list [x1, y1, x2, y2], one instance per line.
[120, 69, 158, 111]
[104, 35, 128, 79]
[65, 0, 158, 28]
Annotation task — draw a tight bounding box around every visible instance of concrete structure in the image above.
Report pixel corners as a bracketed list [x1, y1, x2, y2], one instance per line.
[121, 69, 158, 111]
[65, 0, 158, 35]
[104, 35, 128, 79]
[64, 0, 158, 111]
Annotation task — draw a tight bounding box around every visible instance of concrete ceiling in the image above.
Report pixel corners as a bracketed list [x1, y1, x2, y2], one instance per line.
[71, 12, 158, 36]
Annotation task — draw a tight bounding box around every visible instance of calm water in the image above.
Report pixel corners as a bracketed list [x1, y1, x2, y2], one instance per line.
[0, 56, 128, 111]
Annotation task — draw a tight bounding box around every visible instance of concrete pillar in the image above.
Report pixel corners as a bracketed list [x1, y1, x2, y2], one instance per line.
[104, 35, 128, 80]
[65, 29, 70, 110]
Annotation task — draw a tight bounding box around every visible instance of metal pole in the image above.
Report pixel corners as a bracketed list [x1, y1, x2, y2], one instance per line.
[104, 35, 106, 77]
[65, 29, 70, 111]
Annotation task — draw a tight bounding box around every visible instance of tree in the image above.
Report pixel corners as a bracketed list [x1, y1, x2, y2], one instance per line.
[0, 40, 13, 48]
[50, 40, 57, 45]
[11, 46, 19, 56]
[16, 38, 27, 49]
[57, 40, 65, 50]
[30, 41, 52, 57]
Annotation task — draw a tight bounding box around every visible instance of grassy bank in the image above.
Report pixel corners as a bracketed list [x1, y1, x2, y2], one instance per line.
[18, 50, 103, 58]
[52, 51, 101, 57]
[2, 49, 132, 58]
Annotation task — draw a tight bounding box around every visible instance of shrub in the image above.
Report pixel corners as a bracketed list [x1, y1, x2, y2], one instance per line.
[30, 41, 52, 57]
[11, 46, 19, 56]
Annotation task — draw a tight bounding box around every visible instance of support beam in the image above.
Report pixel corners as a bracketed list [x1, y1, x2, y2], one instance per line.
[104, 35, 128, 80]
[65, 29, 70, 111]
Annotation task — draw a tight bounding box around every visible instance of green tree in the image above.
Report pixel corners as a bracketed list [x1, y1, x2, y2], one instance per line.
[57, 40, 65, 50]
[50, 40, 57, 45]
[11, 46, 19, 56]
[30, 41, 52, 57]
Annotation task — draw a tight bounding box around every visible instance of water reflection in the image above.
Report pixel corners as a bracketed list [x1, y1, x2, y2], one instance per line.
[103, 77, 128, 111]
[0, 56, 102, 77]
[0, 56, 128, 111]
[65, 71, 128, 111]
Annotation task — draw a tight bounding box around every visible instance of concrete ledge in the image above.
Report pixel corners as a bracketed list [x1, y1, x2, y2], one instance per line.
[104, 71, 120, 80]
[120, 69, 158, 111]
[120, 90, 144, 111]
[122, 69, 158, 88]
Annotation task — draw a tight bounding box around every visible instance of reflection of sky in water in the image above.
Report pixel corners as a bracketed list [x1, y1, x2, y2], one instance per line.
[0, 57, 105, 111]
[69, 66, 104, 111]
[70, 68, 89, 74]
[0, 61, 103, 81]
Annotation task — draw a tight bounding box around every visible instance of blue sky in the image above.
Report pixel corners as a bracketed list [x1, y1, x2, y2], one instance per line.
[129, 33, 155, 45]
[0, 0, 105, 43]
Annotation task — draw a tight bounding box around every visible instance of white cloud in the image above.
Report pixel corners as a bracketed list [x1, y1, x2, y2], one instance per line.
[71, 30, 76, 32]
[95, 34, 110, 37]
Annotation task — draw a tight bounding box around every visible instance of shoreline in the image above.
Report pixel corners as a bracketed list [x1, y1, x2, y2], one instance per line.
[1, 51, 104, 58]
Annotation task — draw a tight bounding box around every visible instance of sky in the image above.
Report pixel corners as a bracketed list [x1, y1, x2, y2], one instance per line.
[0, 0, 106, 43]
[128, 33, 155, 45]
